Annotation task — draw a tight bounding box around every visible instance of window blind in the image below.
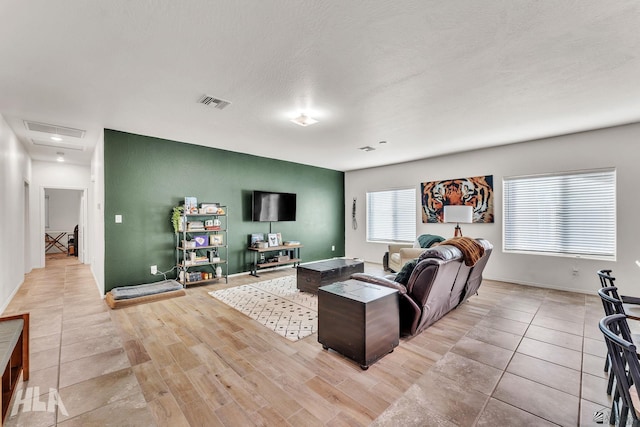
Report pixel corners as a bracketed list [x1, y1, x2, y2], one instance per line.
[503, 168, 616, 260]
[366, 188, 416, 243]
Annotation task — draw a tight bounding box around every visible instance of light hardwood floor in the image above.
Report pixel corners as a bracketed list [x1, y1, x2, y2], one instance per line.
[2, 254, 611, 426]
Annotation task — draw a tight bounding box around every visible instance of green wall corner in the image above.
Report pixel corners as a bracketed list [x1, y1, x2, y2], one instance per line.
[104, 129, 345, 293]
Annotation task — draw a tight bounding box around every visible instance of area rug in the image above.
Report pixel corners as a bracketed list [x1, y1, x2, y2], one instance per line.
[208, 276, 317, 341]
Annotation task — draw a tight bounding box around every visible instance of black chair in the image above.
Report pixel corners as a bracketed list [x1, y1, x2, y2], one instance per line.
[600, 286, 625, 315]
[599, 287, 631, 395]
[598, 269, 616, 288]
[598, 269, 640, 319]
[600, 314, 640, 426]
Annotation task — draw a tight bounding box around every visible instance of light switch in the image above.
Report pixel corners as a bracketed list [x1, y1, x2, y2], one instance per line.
[115, 214, 122, 223]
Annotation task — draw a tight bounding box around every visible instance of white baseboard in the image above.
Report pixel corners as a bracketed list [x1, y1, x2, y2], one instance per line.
[485, 276, 593, 295]
[0, 279, 25, 314]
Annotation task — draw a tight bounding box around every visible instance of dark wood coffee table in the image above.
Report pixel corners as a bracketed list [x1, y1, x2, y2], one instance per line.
[296, 258, 364, 293]
[318, 279, 399, 369]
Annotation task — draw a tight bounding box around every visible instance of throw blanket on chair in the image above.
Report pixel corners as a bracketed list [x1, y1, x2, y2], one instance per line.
[437, 237, 484, 266]
[416, 234, 445, 248]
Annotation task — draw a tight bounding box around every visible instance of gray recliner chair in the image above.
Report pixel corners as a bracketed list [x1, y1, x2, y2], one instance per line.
[355, 238, 492, 336]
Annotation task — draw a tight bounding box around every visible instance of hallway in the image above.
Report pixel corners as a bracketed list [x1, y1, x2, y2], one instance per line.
[3, 254, 153, 426]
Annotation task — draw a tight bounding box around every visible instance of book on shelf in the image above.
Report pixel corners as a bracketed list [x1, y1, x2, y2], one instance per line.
[283, 241, 300, 246]
[187, 221, 205, 231]
[185, 257, 209, 266]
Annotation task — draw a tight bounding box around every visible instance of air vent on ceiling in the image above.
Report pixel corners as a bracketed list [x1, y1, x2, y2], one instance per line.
[24, 120, 86, 138]
[32, 139, 85, 151]
[198, 94, 231, 110]
[359, 146, 376, 152]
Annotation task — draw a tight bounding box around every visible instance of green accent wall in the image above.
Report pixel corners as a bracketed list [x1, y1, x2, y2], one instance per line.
[104, 129, 345, 293]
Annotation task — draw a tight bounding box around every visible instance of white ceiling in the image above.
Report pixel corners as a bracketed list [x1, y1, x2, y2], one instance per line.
[1, 1, 639, 171]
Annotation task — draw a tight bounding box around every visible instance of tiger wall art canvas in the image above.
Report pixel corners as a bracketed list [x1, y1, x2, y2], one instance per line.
[421, 175, 494, 223]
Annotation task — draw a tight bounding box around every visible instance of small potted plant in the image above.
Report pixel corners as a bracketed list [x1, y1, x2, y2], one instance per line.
[171, 206, 184, 233]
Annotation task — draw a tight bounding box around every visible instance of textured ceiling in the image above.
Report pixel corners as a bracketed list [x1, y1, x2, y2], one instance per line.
[1, 1, 639, 171]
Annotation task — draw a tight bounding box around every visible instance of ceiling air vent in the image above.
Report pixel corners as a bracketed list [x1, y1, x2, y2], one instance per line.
[32, 139, 85, 151]
[359, 146, 376, 152]
[198, 95, 231, 110]
[24, 120, 85, 138]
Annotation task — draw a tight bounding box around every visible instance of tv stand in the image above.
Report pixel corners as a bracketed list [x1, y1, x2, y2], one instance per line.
[248, 243, 302, 277]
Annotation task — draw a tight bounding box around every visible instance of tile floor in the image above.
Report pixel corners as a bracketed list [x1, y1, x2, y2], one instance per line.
[371, 287, 615, 427]
[2, 254, 155, 426]
[1, 253, 619, 426]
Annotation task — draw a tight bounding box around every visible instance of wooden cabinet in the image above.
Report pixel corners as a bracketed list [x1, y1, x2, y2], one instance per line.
[296, 259, 364, 293]
[318, 279, 398, 369]
[0, 313, 28, 425]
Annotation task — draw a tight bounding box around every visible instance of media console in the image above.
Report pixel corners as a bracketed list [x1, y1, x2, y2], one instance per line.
[248, 243, 303, 277]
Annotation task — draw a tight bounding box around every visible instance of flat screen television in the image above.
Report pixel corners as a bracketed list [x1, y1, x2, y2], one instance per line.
[252, 191, 297, 222]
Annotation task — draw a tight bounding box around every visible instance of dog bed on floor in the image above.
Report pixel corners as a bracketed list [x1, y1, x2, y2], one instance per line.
[105, 279, 185, 309]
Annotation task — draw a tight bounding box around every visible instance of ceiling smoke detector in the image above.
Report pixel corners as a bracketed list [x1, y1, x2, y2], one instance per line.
[198, 94, 231, 110]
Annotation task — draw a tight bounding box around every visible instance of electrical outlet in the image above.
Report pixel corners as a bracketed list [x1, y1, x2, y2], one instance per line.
[150, 265, 157, 275]
[331, 245, 335, 251]
[572, 267, 579, 276]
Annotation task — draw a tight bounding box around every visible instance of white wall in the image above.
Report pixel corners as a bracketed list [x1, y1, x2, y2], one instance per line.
[45, 188, 81, 232]
[90, 131, 105, 295]
[345, 122, 640, 295]
[0, 114, 31, 311]
[44, 188, 81, 253]
[30, 161, 91, 269]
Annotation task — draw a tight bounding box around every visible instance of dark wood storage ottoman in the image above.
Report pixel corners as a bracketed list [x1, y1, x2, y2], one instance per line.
[296, 259, 364, 293]
[318, 279, 399, 369]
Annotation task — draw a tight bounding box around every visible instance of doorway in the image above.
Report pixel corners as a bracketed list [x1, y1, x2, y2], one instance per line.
[24, 181, 30, 275]
[43, 188, 87, 264]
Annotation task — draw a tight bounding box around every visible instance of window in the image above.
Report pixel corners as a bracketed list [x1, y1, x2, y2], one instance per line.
[366, 188, 416, 243]
[503, 168, 616, 260]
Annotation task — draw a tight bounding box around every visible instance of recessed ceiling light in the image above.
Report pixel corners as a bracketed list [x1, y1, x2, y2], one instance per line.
[290, 114, 318, 127]
[379, 140, 387, 144]
[56, 152, 65, 162]
[51, 135, 63, 142]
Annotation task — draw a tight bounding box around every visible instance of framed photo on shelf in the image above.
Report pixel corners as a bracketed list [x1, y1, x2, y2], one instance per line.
[276, 232, 282, 245]
[250, 233, 264, 246]
[267, 233, 279, 247]
[210, 234, 224, 246]
[184, 196, 198, 214]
